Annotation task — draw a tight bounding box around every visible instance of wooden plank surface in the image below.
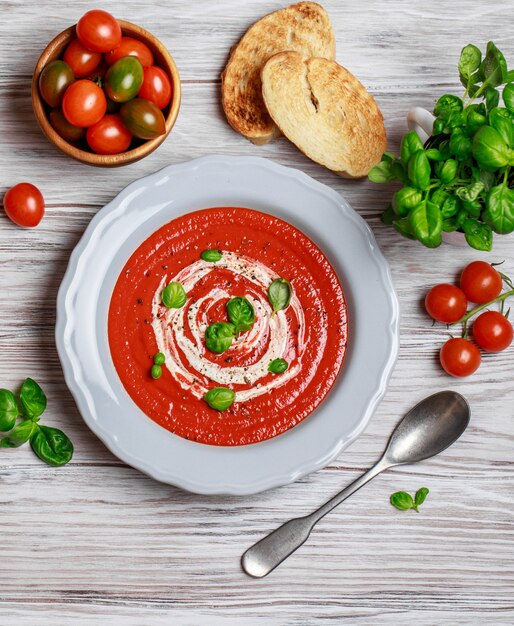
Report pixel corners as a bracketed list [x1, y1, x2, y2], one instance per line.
[0, 0, 513, 624]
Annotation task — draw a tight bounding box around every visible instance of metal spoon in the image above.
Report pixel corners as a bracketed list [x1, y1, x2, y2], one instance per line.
[241, 390, 470, 578]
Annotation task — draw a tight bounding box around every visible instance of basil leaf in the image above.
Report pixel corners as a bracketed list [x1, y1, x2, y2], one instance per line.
[393, 217, 416, 240]
[268, 358, 288, 374]
[19, 378, 47, 419]
[430, 188, 449, 209]
[154, 352, 165, 365]
[410, 200, 443, 248]
[463, 218, 493, 251]
[459, 44, 482, 81]
[441, 195, 461, 218]
[449, 128, 472, 160]
[0, 420, 38, 449]
[504, 83, 514, 111]
[381, 204, 395, 225]
[480, 41, 507, 88]
[392, 187, 422, 217]
[466, 110, 487, 134]
[203, 387, 235, 412]
[205, 322, 235, 354]
[400, 131, 424, 165]
[30, 425, 73, 466]
[161, 282, 187, 308]
[415, 487, 430, 508]
[433, 94, 463, 119]
[151, 365, 162, 379]
[390, 491, 415, 511]
[442, 218, 458, 232]
[226, 297, 255, 333]
[461, 199, 482, 218]
[368, 159, 395, 183]
[485, 87, 500, 113]
[456, 181, 485, 203]
[268, 278, 292, 314]
[484, 184, 514, 234]
[435, 159, 458, 184]
[479, 169, 496, 192]
[0, 389, 18, 432]
[472, 126, 510, 171]
[407, 151, 431, 190]
[424, 148, 444, 161]
[489, 108, 514, 148]
[201, 249, 222, 262]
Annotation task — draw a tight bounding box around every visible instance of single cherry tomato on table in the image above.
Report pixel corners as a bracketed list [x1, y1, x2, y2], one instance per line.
[425, 283, 468, 323]
[63, 38, 101, 78]
[460, 261, 503, 304]
[473, 311, 513, 352]
[76, 9, 121, 53]
[104, 36, 154, 67]
[138, 65, 172, 109]
[49, 108, 86, 142]
[440, 337, 481, 377]
[62, 79, 107, 127]
[105, 56, 144, 103]
[120, 98, 166, 139]
[38, 60, 74, 107]
[3, 183, 44, 228]
[86, 114, 132, 154]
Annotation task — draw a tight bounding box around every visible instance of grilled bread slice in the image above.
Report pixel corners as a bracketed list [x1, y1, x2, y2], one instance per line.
[261, 52, 386, 177]
[221, 2, 335, 145]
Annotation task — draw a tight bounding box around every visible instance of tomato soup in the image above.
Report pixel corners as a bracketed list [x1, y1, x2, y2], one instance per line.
[108, 207, 348, 445]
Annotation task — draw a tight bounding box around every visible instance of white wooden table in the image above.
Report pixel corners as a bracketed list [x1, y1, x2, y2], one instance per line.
[1, 1, 513, 624]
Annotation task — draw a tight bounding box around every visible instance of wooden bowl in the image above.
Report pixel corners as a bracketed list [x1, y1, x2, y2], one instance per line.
[32, 20, 181, 167]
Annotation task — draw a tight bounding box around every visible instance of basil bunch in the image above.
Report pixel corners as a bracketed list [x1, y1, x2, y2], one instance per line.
[0, 379, 73, 466]
[370, 42, 514, 251]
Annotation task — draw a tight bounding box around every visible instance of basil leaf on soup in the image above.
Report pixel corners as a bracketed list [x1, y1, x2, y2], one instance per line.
[0, 420, 38, 449]
[201, 249, 222, 262]
[0, 389, 19, 432]
[161, 282, 187, 308]
[226, 297, 255, 333]
[19, 378, 47, 420]
[268, 278, 292, 314]
[205, 322, 235, 354]
[30, 425, 74, 466]
[268, 359, 288, 374]
[203, 387, 235, 412]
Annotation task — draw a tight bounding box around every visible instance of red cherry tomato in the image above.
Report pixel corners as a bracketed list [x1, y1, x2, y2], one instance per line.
[49, 108, 86, 142]
[63, 38, 101, 78]
[3, 183, 45, 228]
[76, 10, 121, 53]
[62, 80, 107, 127]
[473, 311, 513, 352]
[86, 114, 132, 154]
[440, 338, 481, 377]
[460, 261, 503, 304]
[138, 66, 172, 109]
[104, 36, 154, 67]
[425, 284, 468, 323]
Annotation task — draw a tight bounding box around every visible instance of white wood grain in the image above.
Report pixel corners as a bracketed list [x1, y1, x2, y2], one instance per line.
[0, 0, 513, 624]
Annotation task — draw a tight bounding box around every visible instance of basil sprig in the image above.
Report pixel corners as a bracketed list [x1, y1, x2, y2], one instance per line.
[0, 378, 73, 466]
[205, 322, 236, 354]
[161, 282, 187, 308]
[268, 278, 292, 314]
[227, 297, 255, 333]
[201, 249, 222, 262]
[268, 358, 288, 374]
[390, 487, 429, 512]
[203, 387, 235, 411]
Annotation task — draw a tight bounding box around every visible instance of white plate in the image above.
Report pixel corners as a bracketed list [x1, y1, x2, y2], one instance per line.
[56, 155, 399, 495]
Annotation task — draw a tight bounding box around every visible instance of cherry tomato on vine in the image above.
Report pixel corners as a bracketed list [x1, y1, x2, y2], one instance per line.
[62, 80, 106, 127]
[138, 65, 172, 109]
[86, 114, 132, 154]
[38, 60, 74, 107]
[49, 108, 86, 142]
[104, 37, 154, 67]
[63, 38, 101, 78]
[3, 183, 44, 228]
[425, 284, 468, 323]
[473, 311, 513, 352]
[460, 261, 503, 304]
[440, 338, 481, 377]
[120, 98, 166, 139]
[105, 56, 144, 103]
[76, 10, 121, 53]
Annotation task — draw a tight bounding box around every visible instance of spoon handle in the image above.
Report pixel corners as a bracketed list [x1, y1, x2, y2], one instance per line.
[241, 458, 390, 578]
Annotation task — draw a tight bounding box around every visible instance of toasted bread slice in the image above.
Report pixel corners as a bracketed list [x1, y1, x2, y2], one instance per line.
[261, 52, 387, 177]
[221, 2, 335, 145]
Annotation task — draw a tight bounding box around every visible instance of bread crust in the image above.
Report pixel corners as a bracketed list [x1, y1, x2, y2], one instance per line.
[261, 51, 387, 177]
[221, 2, 335, 144]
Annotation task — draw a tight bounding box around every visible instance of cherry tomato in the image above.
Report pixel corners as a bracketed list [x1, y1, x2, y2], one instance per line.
[425, 284, 468, 323]
[473, 311, 513, 352]
[3, 183, 44, 228]
[76, 10, 121, 53]
[38, 60, 74, 107]
[86, 114, 132, 154]
[105, 56, 144, 103]
[138, 66, 172, 109]
[120, 98, 166, 139]
[63, 38, 101, 78]
[62, 80, 106, 127]
[104, 37, 154, 67]
[440, 338, 481, 377]
[460, 261, 503, 304]
[49, 108, 86, 142]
